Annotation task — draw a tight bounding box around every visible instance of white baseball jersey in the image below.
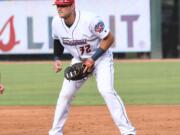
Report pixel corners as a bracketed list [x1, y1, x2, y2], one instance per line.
[52, 9, 111, 60]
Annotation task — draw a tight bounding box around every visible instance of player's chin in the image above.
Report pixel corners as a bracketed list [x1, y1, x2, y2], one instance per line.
[58, 13, 66, 18]
[58, 12, 63, 17]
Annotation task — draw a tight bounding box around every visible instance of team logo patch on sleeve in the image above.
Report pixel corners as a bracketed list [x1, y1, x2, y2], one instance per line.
[95, 21, 105, 33]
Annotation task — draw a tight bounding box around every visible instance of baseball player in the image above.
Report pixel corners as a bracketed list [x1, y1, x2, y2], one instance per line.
[0, 84, 5, 94]
[49, 0, 136, 135]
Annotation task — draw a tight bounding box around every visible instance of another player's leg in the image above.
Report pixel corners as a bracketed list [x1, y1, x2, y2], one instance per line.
[95, 57, 136, 135]
[49, 78, 87, 135]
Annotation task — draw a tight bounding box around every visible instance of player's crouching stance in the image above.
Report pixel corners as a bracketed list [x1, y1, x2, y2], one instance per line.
[49, 0, 136, 135]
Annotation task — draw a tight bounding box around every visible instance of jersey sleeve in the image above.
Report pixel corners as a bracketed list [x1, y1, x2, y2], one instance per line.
[90, 16, 110, 39]
[52, 17, 59, 40]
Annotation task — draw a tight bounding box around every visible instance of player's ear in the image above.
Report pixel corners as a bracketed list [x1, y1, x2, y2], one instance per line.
[71, 3, 75, 10]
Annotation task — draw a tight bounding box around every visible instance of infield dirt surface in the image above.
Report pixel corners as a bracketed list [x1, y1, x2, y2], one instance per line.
[0, 105, 180, 135]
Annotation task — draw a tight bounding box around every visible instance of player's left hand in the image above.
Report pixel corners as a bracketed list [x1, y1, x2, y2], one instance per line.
[83, 58, 95, 73]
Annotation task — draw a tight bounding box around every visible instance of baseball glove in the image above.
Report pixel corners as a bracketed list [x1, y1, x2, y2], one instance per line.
[64, 62, 93, 81]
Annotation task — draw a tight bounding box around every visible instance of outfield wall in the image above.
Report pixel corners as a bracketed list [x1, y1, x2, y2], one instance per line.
[0, 0, 151, 55]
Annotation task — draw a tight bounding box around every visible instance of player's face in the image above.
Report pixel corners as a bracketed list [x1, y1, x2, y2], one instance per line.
[56, 4, 74, 19]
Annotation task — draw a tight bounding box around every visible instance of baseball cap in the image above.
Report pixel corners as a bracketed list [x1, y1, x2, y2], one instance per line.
[54, 0, 74, 6]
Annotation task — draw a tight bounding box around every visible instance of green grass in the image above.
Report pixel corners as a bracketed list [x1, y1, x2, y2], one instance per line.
[0, 61, 180, 106]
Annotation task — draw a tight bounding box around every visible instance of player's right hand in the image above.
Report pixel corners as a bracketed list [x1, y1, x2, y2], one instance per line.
[83, 58, 94, 73]
[54, 60, 62, 73]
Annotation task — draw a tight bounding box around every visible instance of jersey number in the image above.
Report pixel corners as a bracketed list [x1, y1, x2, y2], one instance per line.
[79, 45, 91, 55]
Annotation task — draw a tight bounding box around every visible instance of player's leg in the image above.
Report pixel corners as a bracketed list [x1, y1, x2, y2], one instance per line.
[49, 78, 87, 135]
[95, 56, 136, 135]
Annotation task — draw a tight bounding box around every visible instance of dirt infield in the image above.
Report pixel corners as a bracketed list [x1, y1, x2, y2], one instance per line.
[0, 105, 180, 135]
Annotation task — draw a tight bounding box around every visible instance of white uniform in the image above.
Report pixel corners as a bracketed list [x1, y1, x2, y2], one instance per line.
[49, 9, 136, 135]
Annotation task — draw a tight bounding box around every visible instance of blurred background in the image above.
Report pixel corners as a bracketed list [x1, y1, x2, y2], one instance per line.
[0, 0, 180, 60]
[0, 3, 180, 135]
[0, 0, 180, 107]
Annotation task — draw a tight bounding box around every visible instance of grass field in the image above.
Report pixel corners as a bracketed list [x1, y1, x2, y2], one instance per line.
[0, 60, 180, 106]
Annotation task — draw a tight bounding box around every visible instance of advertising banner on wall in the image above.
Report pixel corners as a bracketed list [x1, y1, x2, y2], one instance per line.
[0, 0, 150, 54]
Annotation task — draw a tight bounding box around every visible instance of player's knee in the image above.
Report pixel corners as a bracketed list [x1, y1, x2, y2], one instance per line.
[57, 94, 74, 103]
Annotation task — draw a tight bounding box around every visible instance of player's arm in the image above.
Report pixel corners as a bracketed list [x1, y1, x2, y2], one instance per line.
[91, 31, 114, 60]
[83, 16, 114, 72]
[83, 32, 114, 72]
[53, 39, 64, 73]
